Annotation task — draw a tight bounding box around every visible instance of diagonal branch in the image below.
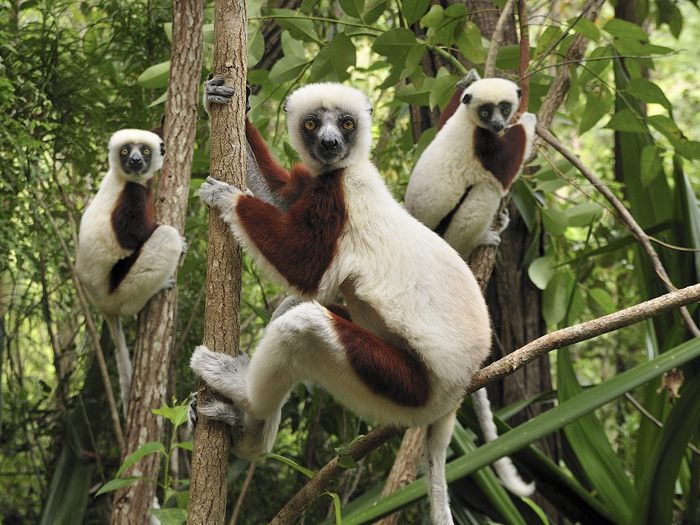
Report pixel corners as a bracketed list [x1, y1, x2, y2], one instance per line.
[267, 283, 700, 525]
[536, 124, 700, 337]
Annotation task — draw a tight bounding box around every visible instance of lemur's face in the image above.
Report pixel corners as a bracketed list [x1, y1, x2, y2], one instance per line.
[299, 108, 359, 167]
[461, 79, 521, 135]
[118, 143, 157, 176]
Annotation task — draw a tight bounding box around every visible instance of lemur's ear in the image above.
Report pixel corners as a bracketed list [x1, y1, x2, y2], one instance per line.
[457, 69, 481, 91]
[461, 93, 473, 104]
[283, 99, 289, 112]
[517, 88, 522, 98]
[160, 142, 166, 156]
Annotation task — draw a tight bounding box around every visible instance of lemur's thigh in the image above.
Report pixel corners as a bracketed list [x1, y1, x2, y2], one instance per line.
[115, 225, 183, 315]
[444, 181, 503, 257]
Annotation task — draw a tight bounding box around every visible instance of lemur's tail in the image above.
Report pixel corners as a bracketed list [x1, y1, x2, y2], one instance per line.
[104, 314, 132, 417]
[472, 388, 535, 497]
[426, 410, 457, 525]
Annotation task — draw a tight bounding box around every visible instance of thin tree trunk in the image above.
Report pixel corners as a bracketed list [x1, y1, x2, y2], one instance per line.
[109, 0, 204, 522]
[187, 0, 247, 521]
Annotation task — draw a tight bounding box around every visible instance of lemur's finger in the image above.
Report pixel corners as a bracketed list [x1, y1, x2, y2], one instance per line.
[207, 95, 233, 106]
[207, 85, 235, 97]
[206, 74, 225, 85]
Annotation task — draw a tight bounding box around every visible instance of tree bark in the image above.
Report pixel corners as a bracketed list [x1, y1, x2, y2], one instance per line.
[109, 0, 204, 522]
[187, 0, 247, 521]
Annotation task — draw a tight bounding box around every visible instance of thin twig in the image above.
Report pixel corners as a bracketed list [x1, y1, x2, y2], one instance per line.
[483, 0, 515, 77]
[536, 124, 700, 338]
[229, 462, 256, 525]
[268, 283, 700, 524]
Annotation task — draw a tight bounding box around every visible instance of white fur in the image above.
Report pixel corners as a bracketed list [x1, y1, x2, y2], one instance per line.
[194, 84, 495, 524]
[405, 78, 536, 258]
[76, 129, 183, 413]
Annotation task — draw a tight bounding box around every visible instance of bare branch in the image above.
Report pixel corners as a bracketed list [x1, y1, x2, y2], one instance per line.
[483, 0, 515, 77]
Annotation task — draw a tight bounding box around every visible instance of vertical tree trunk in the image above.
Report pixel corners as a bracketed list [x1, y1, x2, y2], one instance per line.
[187, 0, 247, 521]
[109, 0, 204, 522]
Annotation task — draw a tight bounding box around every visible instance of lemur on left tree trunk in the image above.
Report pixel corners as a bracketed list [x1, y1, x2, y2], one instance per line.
[189, 78, 532, 525]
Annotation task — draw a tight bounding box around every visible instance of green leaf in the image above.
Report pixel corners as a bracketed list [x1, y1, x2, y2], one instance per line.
[455, 22, 485, 64]
[557, 349, 636, 524]
[148, 91, 167, 108]
[568, 16, 599, 42]
[528, 256, 555, 290]
[605, 108, 646, 133]
[269, 9, 320, 42]
[339, 0, 365, 19]
[263, 452, 315, 478]
[564, 202, 602, 227]
[174, 441, 193, 452]
[335, 445, 358, 469]
[402, 0, 430, 25]
[542, 269, 574, 326]
[578, 85, 612, 134]
[372, 28, 419, 59]
[602, 18, 648, 42]
[579, 45, 614, 85]
[639, 144, 663, 187]
[137, 61, 170, 89]
[95, 476, 151, 497]
[150, 508, 187, 525]
[248, 23, 265, 68]
[429, 73, 457, 110]
[588, 287, 616, 315]
[324, 492, 344, 524]
[341, 337, 700, 524]
[420, 5, 444, 28]
[626, 78, 672, 110]
[152, 402, 190, 428]
[495, 45, 520, 71]
[542, 208, 568, 235]
[269, 55, 311, 83]
[115, 441, 166, 478]
[534, 27, 562, 58]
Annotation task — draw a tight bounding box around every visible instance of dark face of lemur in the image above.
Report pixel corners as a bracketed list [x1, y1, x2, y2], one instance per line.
[117, 143, 157, 176]
[299, 109, 358, 167]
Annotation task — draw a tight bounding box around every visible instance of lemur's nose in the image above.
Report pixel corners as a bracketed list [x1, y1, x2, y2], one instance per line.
[492, 122, 504, 132]
[321, 138, 339, 151]
[128, 155, 143, 168]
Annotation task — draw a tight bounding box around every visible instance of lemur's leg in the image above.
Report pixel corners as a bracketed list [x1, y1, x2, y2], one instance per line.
[113, 225, 185, 316]
[191, 302, 430, 452]
[443, 182, 504, 258]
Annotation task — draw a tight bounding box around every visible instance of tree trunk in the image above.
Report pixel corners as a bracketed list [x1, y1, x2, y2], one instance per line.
[187, 0, 247, 521]
[109, 0, 204, 522]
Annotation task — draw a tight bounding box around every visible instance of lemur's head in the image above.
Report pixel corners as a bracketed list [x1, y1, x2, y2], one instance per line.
[108, 129, 165, 181]
[459, 70, 521, 135]
[284, 83, 373, 174]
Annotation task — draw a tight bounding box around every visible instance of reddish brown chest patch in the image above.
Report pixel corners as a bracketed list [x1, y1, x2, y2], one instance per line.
[473, 124, 526, 189]
[111, 182, 157, 250]
[330, 313, 430, 407]
[236, 169, 347, 294]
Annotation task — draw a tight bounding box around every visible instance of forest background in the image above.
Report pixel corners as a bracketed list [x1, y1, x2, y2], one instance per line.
[1, 0, 699, 523]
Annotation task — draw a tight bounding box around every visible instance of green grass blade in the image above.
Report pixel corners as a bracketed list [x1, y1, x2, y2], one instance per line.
[341, 337, 700, 524]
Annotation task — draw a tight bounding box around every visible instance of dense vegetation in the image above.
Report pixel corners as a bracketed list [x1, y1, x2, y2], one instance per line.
[1, 0, 698, 523]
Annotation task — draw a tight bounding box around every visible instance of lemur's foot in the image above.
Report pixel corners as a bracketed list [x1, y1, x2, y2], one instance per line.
[190, 345, 251, 411]
[518, 112, 537, 128]
[495, 207, 510, 233]
[199, 176, 243, 210]
[479, 228, 502, 248]
[204, 75, 235, 106]
[187, 391, 242, 429]
[161, 276, 177, 291]
[178, 237, 188, 266]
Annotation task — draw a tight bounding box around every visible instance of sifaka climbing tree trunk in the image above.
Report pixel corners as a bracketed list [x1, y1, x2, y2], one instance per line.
[109, 0, 204, 522]
[187, 0, 247, 522]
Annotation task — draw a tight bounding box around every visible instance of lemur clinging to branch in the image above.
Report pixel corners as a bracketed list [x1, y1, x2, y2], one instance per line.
[76, 129, 185, 415]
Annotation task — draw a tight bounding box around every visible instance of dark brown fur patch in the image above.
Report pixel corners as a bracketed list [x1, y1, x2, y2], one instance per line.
[330, 313, 430, 407]
[325, 303, 352, 321]
[473, 124, 526, 189]
[438, 89, 463, 131]
[109, 248, 142, 292]
[236, 169, 347, 294]
[111, 182, 157, 250]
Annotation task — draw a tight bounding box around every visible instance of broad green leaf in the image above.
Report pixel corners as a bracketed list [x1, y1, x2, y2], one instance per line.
[281, 31, 305, 57]
[579, 45, 614, 85]
[339, 0, 365, 19]
[270, 9, 320, 42]
[568, 16, 599, 41]
[96, 476, 151, 497]
[602, 18, 648, 42]
[528, 256, 555, 290]
[564, 202, 602, 227]
[541, 208, 568, 235]
[429, 73, 457, 110]
[263, 452, 315, 478]
[626, 78, 672, 110]
[605, 108, 646, 133]
[588, 287, 616, 315]
[137, 61, 170, 89]
[396, 82, 432, 106]
[578, 85, 612, 134]
[248, 23, 265, 68]
[639, 144, 663, 187]
[341, 338, 700, 524]
[152, 402, 190, 427]
[558, 349, 635, 524]
[116, 441, 166, 478]
[269, 55, 311, 83]
[495, 45, 520, 71]
[420, 4, 444, 28]
[534, 27, 562, 58]
[163, 23, 173, 42]
[372, 28, 418, 59]
[455, 22, 485, 64]
[401, 0, 430, 25]
[151, 508, 187, 525]
[542, 269, 574, 325]
[632, 375, 700, 524]
[148, 91, 167, 108]
[335, 445, 359, 469]
[174, 441, 193, 451]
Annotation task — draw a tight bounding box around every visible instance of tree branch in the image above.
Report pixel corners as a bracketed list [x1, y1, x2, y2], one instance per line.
[536, 124, 700, 337]
[483, 0, 515, 77]
[267, 280, 700, 525]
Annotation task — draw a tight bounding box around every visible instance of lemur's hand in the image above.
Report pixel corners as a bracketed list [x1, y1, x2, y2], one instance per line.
[199, 176, 246, 210]
[518, 112, 537, 129]
[203, 74, 251, 116]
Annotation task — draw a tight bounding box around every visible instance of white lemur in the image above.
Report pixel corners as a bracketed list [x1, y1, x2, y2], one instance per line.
[405, 70, 537, 259]
[189, 79, 529, 524]
[76, 129, 185, 415]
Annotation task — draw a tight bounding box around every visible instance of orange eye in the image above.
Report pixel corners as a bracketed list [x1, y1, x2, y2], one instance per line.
[342, 119, 355, 130]
[304, 119, 316, 131]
